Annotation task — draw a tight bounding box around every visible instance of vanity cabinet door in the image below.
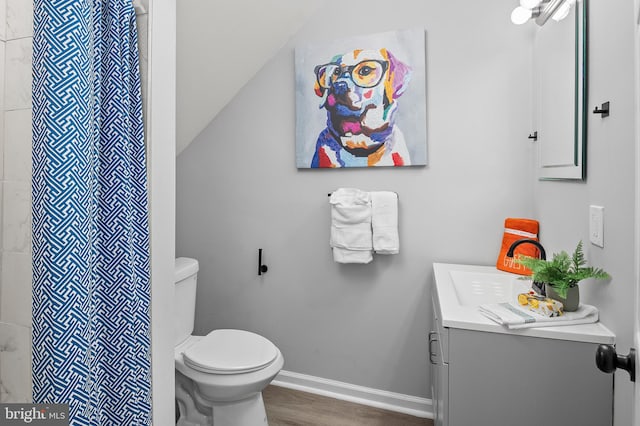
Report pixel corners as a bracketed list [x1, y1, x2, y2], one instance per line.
[429, 331, 448, 426]
[447, 328, 612, 426]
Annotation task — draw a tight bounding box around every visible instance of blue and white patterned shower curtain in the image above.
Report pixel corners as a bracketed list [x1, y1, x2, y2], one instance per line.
[32, 0, 151, 424]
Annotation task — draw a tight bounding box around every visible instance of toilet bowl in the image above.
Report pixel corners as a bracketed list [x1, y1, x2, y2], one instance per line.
[174, 258, 284, 426]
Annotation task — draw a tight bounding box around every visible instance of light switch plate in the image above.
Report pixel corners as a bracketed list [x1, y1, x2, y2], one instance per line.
[589, 205, 604, 247]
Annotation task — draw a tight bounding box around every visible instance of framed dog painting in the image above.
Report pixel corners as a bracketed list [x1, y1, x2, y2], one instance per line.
[295, 28, 427, 168]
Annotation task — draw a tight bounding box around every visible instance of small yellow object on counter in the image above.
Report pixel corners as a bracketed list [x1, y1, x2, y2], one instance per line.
[517, 293, 529, 305]
[517, 292, 563, 317]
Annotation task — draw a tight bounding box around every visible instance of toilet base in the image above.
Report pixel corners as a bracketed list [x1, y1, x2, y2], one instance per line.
[176, 373, 269, 426]
[176, 373, 212, 426]
[211, 394, 268, 426]
[177, 393, 268, 426]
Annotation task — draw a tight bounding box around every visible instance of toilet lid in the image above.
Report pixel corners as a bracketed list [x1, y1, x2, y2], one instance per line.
[182, 329, 278, 374]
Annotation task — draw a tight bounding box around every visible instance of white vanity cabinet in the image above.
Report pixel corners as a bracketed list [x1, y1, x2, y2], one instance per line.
[431, 263, 615, 426]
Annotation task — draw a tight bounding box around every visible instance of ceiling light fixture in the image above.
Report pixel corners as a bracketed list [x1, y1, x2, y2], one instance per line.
[511, 6, 535, 25]
[510, 0, 572, 26]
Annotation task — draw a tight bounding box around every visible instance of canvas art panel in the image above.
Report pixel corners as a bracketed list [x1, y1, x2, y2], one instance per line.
[295, 28, 427, 168]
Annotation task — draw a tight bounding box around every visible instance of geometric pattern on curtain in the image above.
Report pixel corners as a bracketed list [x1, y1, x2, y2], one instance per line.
[32, 0, 151, 424]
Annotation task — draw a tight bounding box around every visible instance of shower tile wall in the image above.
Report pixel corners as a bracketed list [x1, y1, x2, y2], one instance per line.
[0, 1, 150, 403]
[0, 0, 32, 403]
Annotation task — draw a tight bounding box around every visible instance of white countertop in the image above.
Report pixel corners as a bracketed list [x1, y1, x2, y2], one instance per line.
[433, 262, 615, 345]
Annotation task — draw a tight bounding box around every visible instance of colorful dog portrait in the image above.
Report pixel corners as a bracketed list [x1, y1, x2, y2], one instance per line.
[295, 29, 427, 168]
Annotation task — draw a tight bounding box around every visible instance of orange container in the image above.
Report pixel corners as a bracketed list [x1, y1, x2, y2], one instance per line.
[496, 218, 540, 276]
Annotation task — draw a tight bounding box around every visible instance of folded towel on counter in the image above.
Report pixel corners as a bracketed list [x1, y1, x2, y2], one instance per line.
[478, 302, 598, 329]
[371, 191, 399, 254]
[496, 218, 540, 276]
[329, 188, 373, 264]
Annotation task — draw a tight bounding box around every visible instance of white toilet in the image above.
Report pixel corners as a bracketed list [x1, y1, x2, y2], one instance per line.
[174, 257, 284, 426]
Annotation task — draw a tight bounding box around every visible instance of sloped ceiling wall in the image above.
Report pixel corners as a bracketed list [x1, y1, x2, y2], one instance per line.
[176, 0, 318, 155]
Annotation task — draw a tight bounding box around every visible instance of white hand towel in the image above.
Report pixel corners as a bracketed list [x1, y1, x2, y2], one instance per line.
[371, 191, 399, 254]
[329, 188, 373, 264]
[331, 247, 373, 264]
[478, 302, 599, 329]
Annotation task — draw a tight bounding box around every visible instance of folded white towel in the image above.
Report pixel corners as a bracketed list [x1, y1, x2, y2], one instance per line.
[331, 247, 373, 264]
[478, 302, 599, 329]
[329, 188, 373, 264]
[371, 191, 399, 254]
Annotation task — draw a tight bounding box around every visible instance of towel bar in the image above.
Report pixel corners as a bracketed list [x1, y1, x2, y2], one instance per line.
[328, 191, 399, 199]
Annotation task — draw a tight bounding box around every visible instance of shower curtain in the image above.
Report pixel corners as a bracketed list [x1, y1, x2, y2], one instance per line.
[32, 0, 151, 424]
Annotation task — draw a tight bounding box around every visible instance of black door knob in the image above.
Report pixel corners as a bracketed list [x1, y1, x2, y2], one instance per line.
[596, 345, 636, 382]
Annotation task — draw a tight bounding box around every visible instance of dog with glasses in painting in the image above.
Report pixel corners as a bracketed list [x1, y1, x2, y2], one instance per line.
[311, 48, 412, 168]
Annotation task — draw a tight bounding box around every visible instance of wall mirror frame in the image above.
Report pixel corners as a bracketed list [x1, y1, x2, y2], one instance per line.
[534, 0, 587, 181]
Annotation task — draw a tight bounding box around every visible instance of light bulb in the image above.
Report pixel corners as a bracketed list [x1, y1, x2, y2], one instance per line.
[511, 6, 533, 25]
[520, 0, 542, 8]
[552, 2, 571, 21]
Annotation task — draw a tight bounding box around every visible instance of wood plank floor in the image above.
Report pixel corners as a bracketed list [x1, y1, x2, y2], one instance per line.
[263, 385, 433, 426]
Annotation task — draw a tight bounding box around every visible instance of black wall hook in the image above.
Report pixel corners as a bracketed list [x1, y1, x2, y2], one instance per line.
[593, 101, 610, 118]
[258, 248, 268, 275]
[528, 131, 538, 141]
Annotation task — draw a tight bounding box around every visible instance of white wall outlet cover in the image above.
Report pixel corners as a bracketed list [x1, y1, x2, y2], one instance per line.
[589, 205, 604, 247]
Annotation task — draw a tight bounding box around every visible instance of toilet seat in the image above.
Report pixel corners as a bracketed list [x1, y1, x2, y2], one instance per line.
[182, 329, 278, 375]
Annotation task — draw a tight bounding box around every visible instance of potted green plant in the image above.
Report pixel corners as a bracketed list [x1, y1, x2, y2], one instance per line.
[515, 241, 610, 311]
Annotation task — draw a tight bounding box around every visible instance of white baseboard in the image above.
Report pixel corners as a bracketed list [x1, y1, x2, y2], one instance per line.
[271, 370, 433, 419]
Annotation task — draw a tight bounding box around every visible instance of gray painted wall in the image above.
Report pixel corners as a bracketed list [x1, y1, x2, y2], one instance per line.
[178, 0, 637, 421]
[533, 1, 636, 424]
[176, 0, 534, 399]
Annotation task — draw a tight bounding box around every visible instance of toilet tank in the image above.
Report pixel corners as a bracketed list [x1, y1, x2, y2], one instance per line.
[174, 257, 199, 346]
